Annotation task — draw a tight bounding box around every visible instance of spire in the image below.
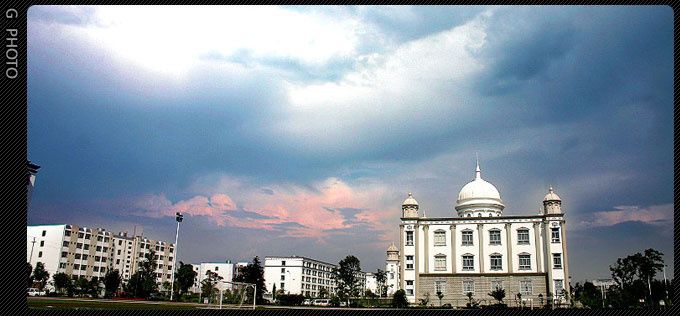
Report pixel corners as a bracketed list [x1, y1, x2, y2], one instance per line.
[475, 153, 481, 180]
[549, 186, 554, 194]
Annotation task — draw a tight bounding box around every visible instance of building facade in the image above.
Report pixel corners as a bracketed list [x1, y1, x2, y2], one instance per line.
[385, 243, 401, 296]
[264, 256, 338, 298]
[27, 224, 176, 290]
[398, 162, 570, 306]
[190, 261, 238, 293]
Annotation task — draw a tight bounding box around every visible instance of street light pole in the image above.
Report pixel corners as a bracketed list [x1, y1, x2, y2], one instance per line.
[663, 265, 668, 301]
[170, 212, 183, 301]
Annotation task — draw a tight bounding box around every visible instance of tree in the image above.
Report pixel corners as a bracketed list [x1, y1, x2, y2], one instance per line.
[609, 248, 666, 307]
[200, 270, 223, 302]
[26, 262, 33, 288]
[318, 287, 329, 299]
[333, 255, 362, 304]
[87, 277, 101, 298]
[573, 282, 600, 308]
[53, 272, 70, 295]
[104, 269, 122, 298]
[126, 249, 159, 298]
[419, 291, 430, 306]
[488, 287, 506, 304]
[32, 262, 50, 291]
[233, 256, 267, 304]
[374, 269, 387, 297]
[175, 262, 197, 297]
[392, 289, 408, 308]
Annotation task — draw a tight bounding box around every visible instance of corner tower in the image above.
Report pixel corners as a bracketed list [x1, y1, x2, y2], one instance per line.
[402, 193, 419, 218]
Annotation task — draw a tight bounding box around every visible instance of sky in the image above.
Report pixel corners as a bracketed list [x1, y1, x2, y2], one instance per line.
[27, 5, 674, 282]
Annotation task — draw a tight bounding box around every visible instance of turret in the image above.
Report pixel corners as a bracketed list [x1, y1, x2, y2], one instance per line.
[543, 186, 562, 214]
[402, 193, 419, 218]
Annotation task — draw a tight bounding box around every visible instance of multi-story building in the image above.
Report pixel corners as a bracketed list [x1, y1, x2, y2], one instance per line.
[397, 161, 570, 306]
[264, 256, 337, 298]
[190, 261, 238, 293]
[365, 272, 378, 295]
[27, 224, 175, 290]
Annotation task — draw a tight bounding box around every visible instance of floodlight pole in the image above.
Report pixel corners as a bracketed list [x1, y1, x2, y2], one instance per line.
[170, 212, 183, 301]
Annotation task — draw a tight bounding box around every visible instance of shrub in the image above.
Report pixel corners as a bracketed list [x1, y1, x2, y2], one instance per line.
[277, 294, 305, 306]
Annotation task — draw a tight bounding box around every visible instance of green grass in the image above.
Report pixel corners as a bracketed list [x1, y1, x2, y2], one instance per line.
[28, 298, 210, 310]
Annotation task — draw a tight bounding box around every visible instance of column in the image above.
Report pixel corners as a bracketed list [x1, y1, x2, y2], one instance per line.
[533, 222, 542, 273]
[423, 225, 429, 273]
[400, 224, 405, 290]
[414, 224, 420, 296]
[560, 220, 570, 297]
[477, 223, 484, 273]
[505, 223, 513, 272]
[450, 225, 456, 273]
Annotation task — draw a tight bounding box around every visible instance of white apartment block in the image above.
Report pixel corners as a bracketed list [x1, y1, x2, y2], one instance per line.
[27, 224, 175, 290]
[190, 261, 238, 293]
[264, 256, 338, 298]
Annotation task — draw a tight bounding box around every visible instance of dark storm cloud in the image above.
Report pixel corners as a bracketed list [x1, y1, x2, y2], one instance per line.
[27, 6, 673, 280]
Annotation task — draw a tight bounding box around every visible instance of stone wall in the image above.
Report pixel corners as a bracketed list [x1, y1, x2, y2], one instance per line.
[417, 274, 548, 308]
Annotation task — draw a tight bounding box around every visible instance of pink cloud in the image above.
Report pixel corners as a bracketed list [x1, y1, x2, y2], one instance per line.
[575, 203, 673, 230]
[132, 176, 398, 243]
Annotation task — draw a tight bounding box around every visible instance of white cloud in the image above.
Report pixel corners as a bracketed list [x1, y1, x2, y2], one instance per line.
[36, 6, 364, 75]
[573, 203, 673, 230]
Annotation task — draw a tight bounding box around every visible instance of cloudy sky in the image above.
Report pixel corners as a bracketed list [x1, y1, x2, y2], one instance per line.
[27, 6, 673, 282]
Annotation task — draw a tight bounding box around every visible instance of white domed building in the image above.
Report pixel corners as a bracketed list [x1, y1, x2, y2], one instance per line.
[394, 160, 570, 307]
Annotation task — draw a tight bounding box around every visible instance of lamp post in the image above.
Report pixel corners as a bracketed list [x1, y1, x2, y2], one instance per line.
[170, 212, 183, 301]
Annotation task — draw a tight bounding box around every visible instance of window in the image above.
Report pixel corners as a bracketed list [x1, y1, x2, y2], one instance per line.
[406, 289, 414, 295]
[406, 231, 414, 246]
[75, 254, 81, 259]
[462, 255, 474, 271]
[462, 230, 473, 245]
[281, 268, 285, 273]
[39, 240, 44, 247]
[117, 250, 121, 255]
[96, 246, 102, 252]
[406, 280, 413, 286]
[435, 280, 446, 295]
[517, 228, 530, 245]
[434, 255, 446, 271]
[65, 230, 71, 236]
[490, 254, 502, 270]
[390, 272, 394, 280]
[38, 251, 42, 258]
[518, 254, 531, 270]
[61, 251, 67, 258]
[463, 280, 474, 294]
[520, 280, 532, 295]
[82, 254, 89, 260]
[63, 241, 70, 247]
[406, 255, 414, 269]
[434, 230, 446, 246]
[84, 244, 90, 250]
[85, 234, 90, 240]
[281, 275, 285, 280]
[74, 264, 80, 270]
[551, 227, 561, 243]
[42, 230, 46, 237]
[59, 263, 66, 269]
[215, 266, 218, 271]
[554, 279, 564, 294]
[81, 265, 86, 270]
[491, 280, 503, 291]
[553, 253, 563, 269]
[280, 282, 285, 289]
[78, 233, 84, 238]
[489, 229, 501, 245]
[282, 261, 286, 266]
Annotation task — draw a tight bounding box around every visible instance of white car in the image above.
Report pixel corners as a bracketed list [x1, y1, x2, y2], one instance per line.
[27, 288, 45, 296]
[312, 299, 330, 306]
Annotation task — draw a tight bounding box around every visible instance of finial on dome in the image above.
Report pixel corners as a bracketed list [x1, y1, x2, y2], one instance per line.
[549, 186, 554, 193]
[475, 154, 481, 180]
[408, 192, 413, 197]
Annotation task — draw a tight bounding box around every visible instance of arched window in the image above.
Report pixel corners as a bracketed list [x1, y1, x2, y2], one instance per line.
[490, 253, 502, 270]
[489, 229, 501, 245]
[516, 228, 530, 245]
[462, 254, 474, 271]
[434, 254, 447, 271]
[461, 230, 473, 246]
[518, 253, 531, 270]
[434, 230, 446, 246]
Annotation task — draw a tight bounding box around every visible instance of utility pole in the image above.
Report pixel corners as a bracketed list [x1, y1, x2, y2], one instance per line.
[663, 265, 668, 302]
[170, 212, 183, 301]
[29, 237, 36, 263]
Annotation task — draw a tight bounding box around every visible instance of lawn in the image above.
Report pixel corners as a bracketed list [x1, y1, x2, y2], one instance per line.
[27, 297, 212, 310]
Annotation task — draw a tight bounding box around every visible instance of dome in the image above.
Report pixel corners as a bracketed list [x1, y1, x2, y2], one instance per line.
[543, 186, 561, 201]
[402, 192, 418, 206]
[455, 161, 505, 216]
